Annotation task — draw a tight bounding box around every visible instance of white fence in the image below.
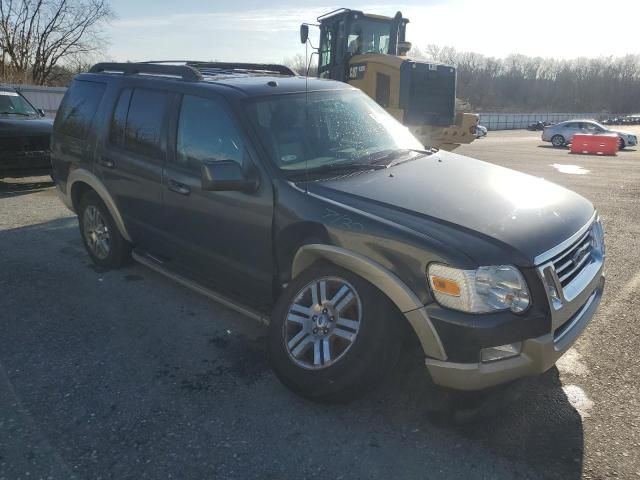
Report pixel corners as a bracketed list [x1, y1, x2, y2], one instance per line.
[478, 112, 628, 131]
[6, 84, 67, 117]
[4, 85, 631, 131]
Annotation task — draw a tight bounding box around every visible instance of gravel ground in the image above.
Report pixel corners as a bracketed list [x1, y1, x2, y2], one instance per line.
[1, 129, 639, 479]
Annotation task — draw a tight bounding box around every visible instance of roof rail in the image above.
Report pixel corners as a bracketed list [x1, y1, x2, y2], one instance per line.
[317, 8, 352, 22]
[88, 62, 203, 82]
[186, 62, 297, 77]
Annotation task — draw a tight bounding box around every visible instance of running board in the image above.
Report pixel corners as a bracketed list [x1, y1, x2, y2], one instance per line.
[132, 251, 269, 325]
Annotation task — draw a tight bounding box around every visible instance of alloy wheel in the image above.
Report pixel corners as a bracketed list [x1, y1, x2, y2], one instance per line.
[83, 205, 111, 260]
[283, 277, 362, 370]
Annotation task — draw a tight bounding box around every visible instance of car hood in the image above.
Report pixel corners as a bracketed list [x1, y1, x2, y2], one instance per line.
[307, 150, 595, 265]
[608, 129, 635, 137]
[0, 116, 53, 136]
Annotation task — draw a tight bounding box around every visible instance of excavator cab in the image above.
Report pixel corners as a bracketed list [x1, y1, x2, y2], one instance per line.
[303, 8, 477, 150]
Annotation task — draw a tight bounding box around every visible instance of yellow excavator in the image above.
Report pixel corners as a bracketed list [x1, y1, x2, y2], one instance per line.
[300, 8, 478, 151]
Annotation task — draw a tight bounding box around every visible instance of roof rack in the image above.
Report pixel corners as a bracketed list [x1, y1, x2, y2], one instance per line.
[166, 61, 296, 77]
[88, 62, 203, 82]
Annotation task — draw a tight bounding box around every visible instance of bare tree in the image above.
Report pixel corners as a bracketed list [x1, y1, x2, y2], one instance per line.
[282, 53, 317, 77]
[0, 0, 113, 85]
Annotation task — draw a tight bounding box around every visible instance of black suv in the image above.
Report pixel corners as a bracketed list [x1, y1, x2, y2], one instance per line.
[0, 85, 53, 178]
[51, 62, 605, 402]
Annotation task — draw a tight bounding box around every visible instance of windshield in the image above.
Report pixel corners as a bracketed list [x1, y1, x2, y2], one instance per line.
[348, 19, 392, 55]
[244, 89, 423, 175]
[0, 91, 38, 116]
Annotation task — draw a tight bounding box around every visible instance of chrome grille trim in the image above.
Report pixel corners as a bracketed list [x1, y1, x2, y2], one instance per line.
[534, 212, 597, 265]
[557, 246, 592, 284]
[536, 213, 604, 316]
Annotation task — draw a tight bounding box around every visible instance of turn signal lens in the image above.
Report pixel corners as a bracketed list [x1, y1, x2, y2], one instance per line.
[429, 276, 461, 296]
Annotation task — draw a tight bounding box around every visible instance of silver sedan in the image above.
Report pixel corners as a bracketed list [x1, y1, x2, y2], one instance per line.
[541, 120, 638, 149]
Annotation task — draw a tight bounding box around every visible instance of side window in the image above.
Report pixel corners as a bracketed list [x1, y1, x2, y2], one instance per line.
[320, 29, 333, 67]
[375, 73, 391, 108]
[123, 88, 168, 158]
[176, 95, 244, 172]
[109, 88, 132, 147]
[56, 80, 106, 139]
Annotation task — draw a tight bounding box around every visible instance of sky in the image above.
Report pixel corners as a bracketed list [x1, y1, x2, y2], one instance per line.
[105, 0, 640, 63]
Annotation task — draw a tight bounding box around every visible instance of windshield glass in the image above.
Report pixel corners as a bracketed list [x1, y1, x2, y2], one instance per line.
[0, 91, 38, 115]
[348, 19, 392, 55]
[244, 89, 423, 174]
[348, 20, 391, 55]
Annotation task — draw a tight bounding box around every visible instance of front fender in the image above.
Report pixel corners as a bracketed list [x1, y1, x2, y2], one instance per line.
[292, 244, 446, 360]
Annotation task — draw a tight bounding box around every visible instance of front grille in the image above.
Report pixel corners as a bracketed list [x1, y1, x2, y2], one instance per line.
[551, 226, 594, 288]
[0, 135, 50, 153]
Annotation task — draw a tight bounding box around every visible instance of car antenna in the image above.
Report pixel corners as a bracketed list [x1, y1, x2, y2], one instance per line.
[301, 23, 319, 191]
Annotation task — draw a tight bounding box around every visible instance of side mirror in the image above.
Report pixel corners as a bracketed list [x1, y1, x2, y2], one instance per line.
[37, 108, 45, 117]
[201, 160, 258, 192]
[300, 24, 309, 44]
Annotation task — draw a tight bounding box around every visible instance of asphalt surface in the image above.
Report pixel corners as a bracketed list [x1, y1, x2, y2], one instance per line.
[1, 129, 639, 479]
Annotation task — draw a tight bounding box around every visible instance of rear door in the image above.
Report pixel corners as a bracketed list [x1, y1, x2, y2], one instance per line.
[161, 92, 274, 306]
[96, 85, 171, 248]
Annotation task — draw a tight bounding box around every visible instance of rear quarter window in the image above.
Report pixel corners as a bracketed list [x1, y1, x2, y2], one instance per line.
[55, 80, 106, 139]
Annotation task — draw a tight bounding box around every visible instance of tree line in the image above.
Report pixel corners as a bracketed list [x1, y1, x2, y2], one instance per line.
[411, 45, 640, 113]
[0, 0, 112, 85]
[285, 46, 640, 114]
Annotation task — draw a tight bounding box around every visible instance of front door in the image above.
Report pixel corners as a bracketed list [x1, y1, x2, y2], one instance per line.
[161, 93, 274, 306]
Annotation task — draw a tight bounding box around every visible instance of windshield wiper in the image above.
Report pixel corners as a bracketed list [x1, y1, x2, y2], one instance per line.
[356, 148, 433, 168]
[0, 111, 31, 116]
[285, 161, 387, 180]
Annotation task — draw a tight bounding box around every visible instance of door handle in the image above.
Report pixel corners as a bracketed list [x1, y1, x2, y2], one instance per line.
[168, 179, 191, 196]
[97, 156, 115, 169]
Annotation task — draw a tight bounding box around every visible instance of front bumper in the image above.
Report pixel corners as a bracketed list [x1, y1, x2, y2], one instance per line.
[425, 275, 604, 391]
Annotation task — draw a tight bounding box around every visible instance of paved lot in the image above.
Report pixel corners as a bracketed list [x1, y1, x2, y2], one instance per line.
[1, 129, 639, 479]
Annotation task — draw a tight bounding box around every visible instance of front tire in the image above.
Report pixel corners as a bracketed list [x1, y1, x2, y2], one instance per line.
[551, 135, 565, 147]
[78, 191, 131, 269]
[619, 137, 626, 150]
[268, 263, 402, 402]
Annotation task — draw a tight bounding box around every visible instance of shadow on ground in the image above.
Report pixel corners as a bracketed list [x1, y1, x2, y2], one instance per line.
[0, 218, 585, 479]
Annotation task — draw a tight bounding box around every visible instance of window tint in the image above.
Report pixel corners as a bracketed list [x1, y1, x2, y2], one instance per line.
[109, 88, 132, 146]
[123, 88, 168, 158]
[56, 80, 106, 139]
[176, 95, 244, 172]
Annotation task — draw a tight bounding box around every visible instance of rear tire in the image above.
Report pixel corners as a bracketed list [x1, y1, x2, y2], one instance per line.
[619, 138, 626, 150]
[551, 135, 565, 147]
[78, 191, 131, 269]
[268, 263, 402, 403]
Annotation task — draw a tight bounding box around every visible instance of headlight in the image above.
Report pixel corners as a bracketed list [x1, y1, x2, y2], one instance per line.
[428, 264, 530, 314]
